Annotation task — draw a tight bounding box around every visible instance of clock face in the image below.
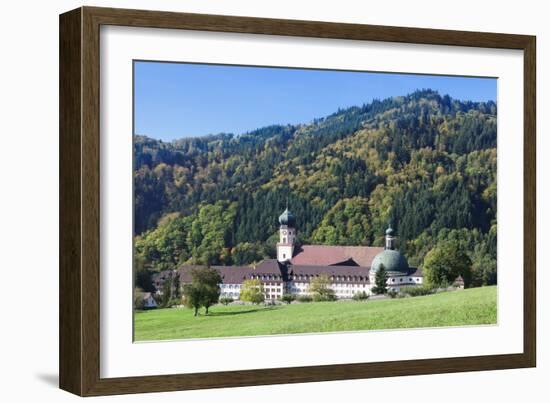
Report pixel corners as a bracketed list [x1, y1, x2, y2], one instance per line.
[282, 230, 287, 235]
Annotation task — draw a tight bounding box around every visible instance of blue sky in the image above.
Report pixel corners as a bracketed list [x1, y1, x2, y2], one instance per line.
[134, 61, 496, 141]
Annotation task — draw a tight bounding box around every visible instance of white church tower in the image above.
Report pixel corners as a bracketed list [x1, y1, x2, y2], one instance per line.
[277, 208, 296, 263]
[385, 225, 395, 250]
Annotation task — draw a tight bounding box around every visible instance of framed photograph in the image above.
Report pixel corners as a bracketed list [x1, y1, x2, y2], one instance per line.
[59, 6, 536, 396]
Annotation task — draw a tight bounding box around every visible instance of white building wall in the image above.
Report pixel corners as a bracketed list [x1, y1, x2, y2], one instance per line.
[218, 275, 422, 301]
[277, 244, 294, 262]
[264, 283, 283, 299]
[286, 281, 372, 299]
[220, 283, 242, 299]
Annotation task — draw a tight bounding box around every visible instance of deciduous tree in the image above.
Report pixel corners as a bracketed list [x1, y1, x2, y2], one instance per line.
[423, 240, 473, 288]
[309, 273, 336, 301]
[240, 279, 265, 304]
[183, 267, 222, 316]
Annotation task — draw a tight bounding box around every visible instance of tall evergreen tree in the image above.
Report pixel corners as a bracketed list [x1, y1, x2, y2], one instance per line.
[372, 264, 388, 295]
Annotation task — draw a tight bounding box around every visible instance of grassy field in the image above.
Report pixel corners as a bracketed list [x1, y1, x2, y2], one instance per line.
[134, 286, 497, 341]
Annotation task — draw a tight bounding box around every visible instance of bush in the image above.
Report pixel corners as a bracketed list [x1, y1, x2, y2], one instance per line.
[401, 285, 435, 297]
[133, 288, 145, 310]
[296, 295, 313, 303]
[168, 298, 181, 307]
[387, 289, 399, 299]
[280, 294, 296, 304]
[352, 291, 370, 301]
[219, 297, 233, 305]
[313, 292, 337, 302]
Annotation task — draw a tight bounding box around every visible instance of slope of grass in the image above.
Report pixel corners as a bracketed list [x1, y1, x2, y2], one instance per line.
[134, 286, 497, 341]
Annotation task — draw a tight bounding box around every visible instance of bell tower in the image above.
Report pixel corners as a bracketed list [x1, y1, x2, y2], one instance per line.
[385, 225, 395, 250]
[277, 208, 296, 262]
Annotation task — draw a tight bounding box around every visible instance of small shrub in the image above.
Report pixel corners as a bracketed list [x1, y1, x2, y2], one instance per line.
[313, 292, 337, 302]
[219, 297, 233, 305]
[387, 289, 398, 299]
[401, 285, 436, 297]
[156, 295, 179, 309]
[296, 295, 313, 303]
[280, 294, 296, 304]
[352, 291, 370, 301]
[166, 298, 180, 308]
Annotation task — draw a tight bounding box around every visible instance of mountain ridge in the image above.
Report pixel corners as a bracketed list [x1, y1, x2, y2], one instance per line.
[134, 89, 497, 286]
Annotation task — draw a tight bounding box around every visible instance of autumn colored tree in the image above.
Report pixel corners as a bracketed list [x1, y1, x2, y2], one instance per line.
[309, 273, 336, 301]
[240, 279, 265, 304]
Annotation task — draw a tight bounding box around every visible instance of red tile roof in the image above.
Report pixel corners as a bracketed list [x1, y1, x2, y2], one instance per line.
[152, 262, 422, 290]
[172, 260, 285, 285]
[291, 245, 384, 267]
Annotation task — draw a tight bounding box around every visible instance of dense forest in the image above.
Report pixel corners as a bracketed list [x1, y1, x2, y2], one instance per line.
[134, 90, 497, 286]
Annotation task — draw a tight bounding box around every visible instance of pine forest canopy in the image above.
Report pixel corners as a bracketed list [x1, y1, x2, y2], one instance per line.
[134, 90, 497, 285]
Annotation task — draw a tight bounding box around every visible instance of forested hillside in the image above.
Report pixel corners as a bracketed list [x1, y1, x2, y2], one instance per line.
[134, 90, 497, 286]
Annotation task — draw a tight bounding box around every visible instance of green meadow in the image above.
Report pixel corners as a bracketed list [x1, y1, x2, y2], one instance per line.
[134, 286, 497, 341]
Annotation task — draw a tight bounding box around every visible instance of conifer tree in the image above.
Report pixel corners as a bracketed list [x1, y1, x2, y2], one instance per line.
[372, 264, 388, 295]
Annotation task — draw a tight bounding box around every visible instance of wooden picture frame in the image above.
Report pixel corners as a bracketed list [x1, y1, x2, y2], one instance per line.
[59, 6, 536, 396]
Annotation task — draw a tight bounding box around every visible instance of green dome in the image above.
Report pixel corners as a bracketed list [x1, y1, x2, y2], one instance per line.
[278, 209, 296, 226]
[371, 249, 409, 274]
[385, 226, 394, 236]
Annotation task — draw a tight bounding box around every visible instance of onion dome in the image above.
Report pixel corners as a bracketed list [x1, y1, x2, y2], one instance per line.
[371, 249, 409, 275]
[278, 208, 296, 226]
[385, 226, 394, 236]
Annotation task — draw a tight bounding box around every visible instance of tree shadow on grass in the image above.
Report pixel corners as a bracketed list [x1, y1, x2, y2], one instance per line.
[207, 306, 282, 317]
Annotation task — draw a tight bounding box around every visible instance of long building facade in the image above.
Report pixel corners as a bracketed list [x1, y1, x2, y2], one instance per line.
[154, 209, 423, 300]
